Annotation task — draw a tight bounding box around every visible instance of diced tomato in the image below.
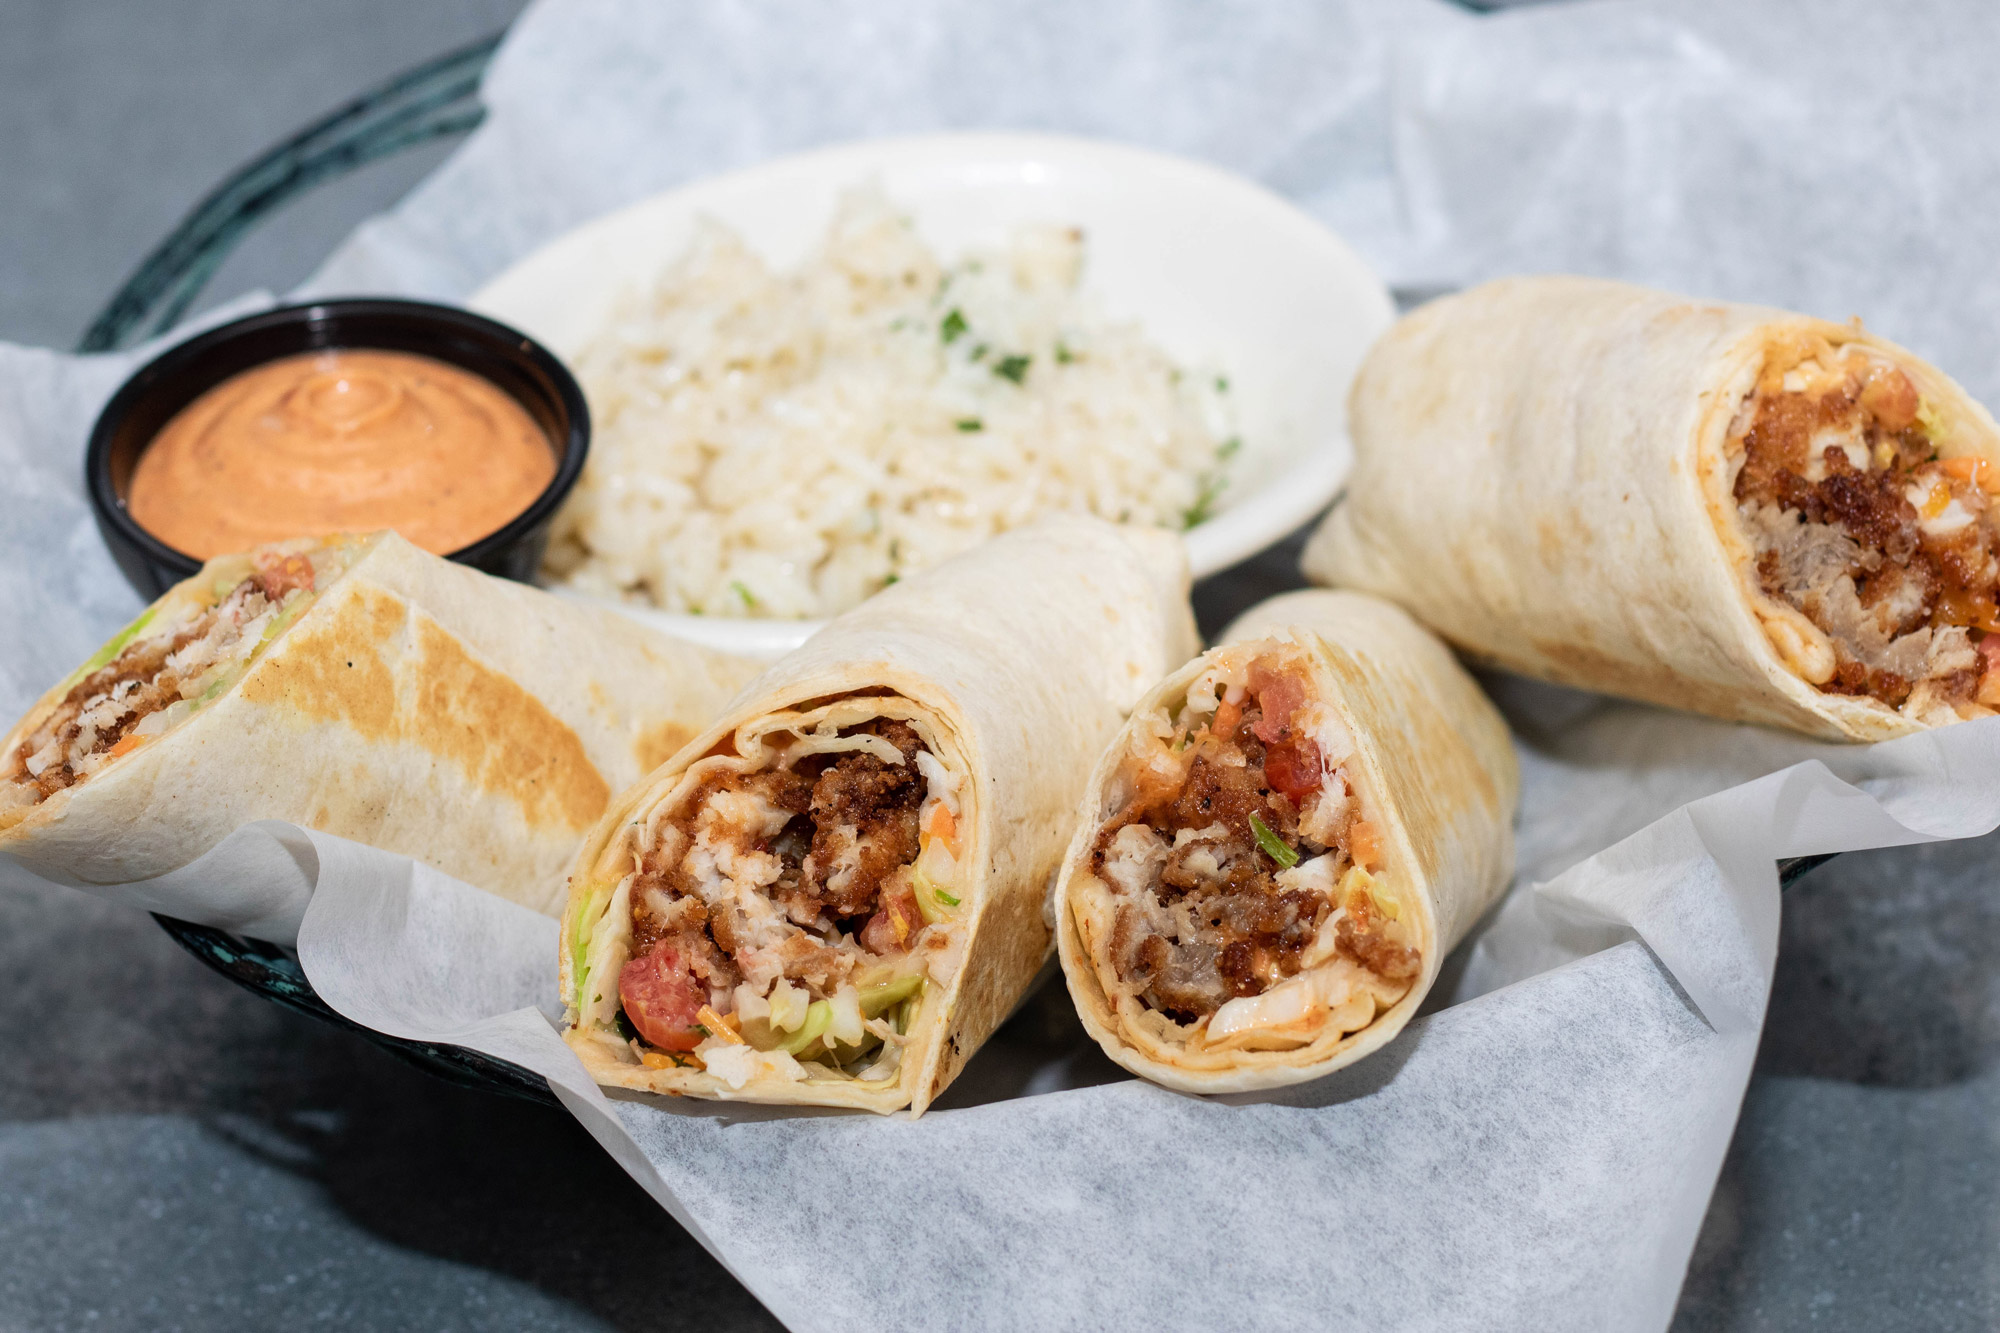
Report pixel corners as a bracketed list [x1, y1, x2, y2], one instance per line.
[254, 552, 315, 601]
[1977, 637, 2000, 709]
[1249, 658, 1320, 800]
[1247, 660, 1308, 745]
[1857, 366, 1919, 431]
[618, 946, 707, 1051]
[1980, 635, 2000, 676]
[861, 882, 920, 954]
[1263, 735, 1324, 803]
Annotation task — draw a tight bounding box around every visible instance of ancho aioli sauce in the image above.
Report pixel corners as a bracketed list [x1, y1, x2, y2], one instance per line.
[128, 349, 555, 557]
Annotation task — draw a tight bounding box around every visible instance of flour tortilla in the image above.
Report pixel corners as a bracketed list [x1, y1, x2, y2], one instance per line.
[1303, 275, 2000, 741]
[1, 530, 761, 919]
[560, 515, 1198, 1114]
[1056, 589, 1518, 1094]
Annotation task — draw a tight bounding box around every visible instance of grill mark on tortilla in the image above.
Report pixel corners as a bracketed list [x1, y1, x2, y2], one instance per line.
[239, 584, 611, 831]
[635, 720, 697, 774]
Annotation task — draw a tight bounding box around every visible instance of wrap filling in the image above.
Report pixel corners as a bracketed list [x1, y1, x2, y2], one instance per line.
[1087, 643, 1418, 1050]
[2, 543, 340, 815]
[572, 710, 960, 1088]
[1731, 335, 2000, 722]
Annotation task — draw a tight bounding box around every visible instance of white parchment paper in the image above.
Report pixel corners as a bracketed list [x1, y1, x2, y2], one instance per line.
[9, 1, 2000, 1328]
[284, 709, 2000, 1333]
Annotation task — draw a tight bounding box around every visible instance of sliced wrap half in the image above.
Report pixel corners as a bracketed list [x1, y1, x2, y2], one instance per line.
[560, 515, 1198, 1114]
[1, 531, 760, 919]
[1305, 275, 2000, 741]
[1056, 590, 1517, 1094]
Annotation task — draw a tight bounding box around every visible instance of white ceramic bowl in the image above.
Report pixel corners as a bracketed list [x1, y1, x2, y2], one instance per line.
[471, 132, 1393, 659]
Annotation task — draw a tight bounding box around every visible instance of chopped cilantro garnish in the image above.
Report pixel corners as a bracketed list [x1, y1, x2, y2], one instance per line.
[940, 308, 968, 344]
[883, 573, 900, 587]
[1215, 375, 1230, 393]
[730, 580, 757, 608]
[934, 888, 961, 908]
[994, 354, 1031, 385]
[694, 1024, 712, 1039]
[970, 343, 989, 362]
[1249, 813, 1299, 869]
[1054, 342, 1076, 364]
[1181, 473, 1225, 528]
[1217, 435, 1242, 460]
[956, 418, 984, 433]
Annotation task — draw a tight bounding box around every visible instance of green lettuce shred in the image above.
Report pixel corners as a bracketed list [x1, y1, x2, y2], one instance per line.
[860, 974, 925, 1018]
[64, 607, 157, 688]
[569, 887, 602, 1012]
[1249, 813, 1299, 869]
[778, 1001, 833, 1055]
[255, 592, 314, 653]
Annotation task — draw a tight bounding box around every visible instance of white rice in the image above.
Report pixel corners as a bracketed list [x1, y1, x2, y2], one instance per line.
[542, 186, 1234, 620]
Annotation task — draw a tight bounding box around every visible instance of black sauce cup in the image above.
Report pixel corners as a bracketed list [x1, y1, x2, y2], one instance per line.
[86, 299, 590, 598]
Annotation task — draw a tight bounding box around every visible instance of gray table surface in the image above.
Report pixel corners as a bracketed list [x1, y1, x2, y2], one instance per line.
[4, 4, 1997, 1329]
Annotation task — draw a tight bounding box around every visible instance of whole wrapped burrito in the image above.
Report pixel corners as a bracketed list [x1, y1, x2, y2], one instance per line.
[1, 531, 759, 918]
[1304, 276, 2000, 741]
[560, 516, 1197, 1114]
[1056, 590, 1517, 1093]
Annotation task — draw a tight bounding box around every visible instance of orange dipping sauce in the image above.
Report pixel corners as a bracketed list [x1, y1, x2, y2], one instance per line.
[128, 349, 556, 558]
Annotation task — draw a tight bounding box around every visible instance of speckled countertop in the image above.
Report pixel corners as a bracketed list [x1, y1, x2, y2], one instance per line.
[3, 4, 1995, 1329]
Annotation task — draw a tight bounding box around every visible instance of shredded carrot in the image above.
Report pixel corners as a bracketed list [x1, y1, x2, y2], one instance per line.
[1212, 694, 1244, 741]
[926, 803, 958, 854]
[639, 1050, 680, 1070]
[107, 733, 147, 759]
[696, 1005, 742, 1044]
[1349, 818, 1383, 871]
[1922, 482, 1953, 518]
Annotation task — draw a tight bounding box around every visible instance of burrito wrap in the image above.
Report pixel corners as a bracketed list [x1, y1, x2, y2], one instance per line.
[1056, 589, 1517, 1094]
[560, 515, 1197, 1113]
[1, 531, 760, 916]
[1304, 276, 2000, 741]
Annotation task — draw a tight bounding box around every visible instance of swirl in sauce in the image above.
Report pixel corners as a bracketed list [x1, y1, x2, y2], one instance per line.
[128, 349, 556, 558]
